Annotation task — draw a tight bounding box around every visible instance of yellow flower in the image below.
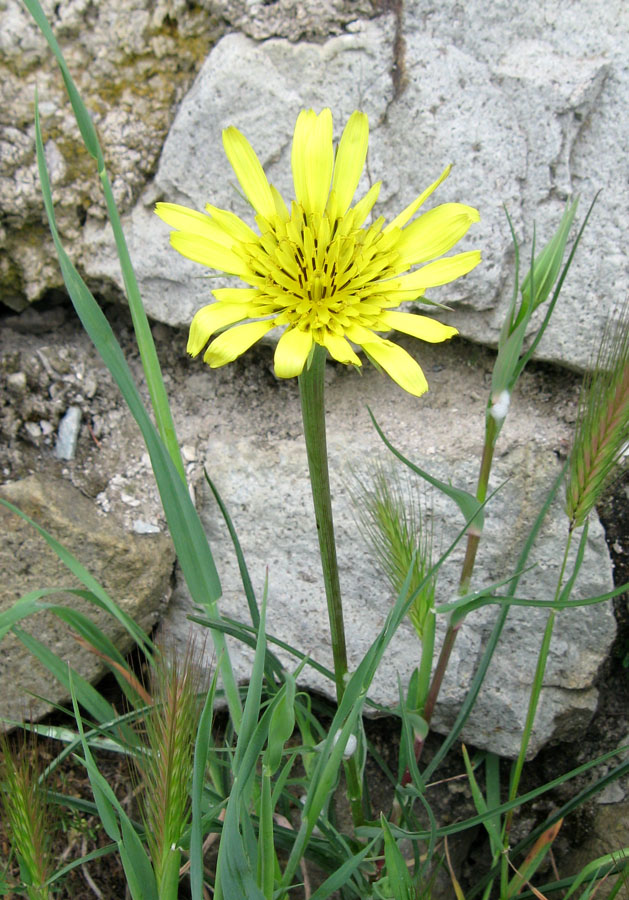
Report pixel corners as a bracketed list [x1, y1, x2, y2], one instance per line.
[156, 108, 481, 396]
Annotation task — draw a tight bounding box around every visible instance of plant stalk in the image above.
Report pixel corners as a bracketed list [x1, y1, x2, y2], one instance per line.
[299, 345, 348, 700]
[298, 344, 364, 826]
[415, 411, 498, 763]
[499, 531, 574, 893]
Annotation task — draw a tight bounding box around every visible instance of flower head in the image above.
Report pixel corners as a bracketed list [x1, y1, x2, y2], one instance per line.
[156, 108, 480, 396]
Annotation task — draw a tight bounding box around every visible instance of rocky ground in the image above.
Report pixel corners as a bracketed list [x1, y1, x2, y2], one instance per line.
[1, 290, 628, 896]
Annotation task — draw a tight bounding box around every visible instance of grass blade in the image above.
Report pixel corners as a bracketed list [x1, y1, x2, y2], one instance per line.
[22, 0, 185, 482]
[33, 96, 242, 730]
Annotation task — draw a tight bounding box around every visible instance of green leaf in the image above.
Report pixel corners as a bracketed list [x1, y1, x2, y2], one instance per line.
[369, 409, 484, 532]
[263, 673, 296, 776]
[461, 747, 501, 855]
[562, 851, 629, 900]
[307, 838, 378, 900]
[506, 819, 562, 898]
[33, 97, 242, 730]
[381, 814, 414, 900]
[421, 460, 569, 782]
[69, 677, 158, 900]
[23, 0, 102, 163]
[214, 587, 270, 900]
[492, 199, 583, 399]
[282, 513, 473, 891]
[12, 626, 117, 726]
[257, 774, 275, 899]
[519, 199, 579, 318]
[24, 0, 185, 482]
[491, 317, 528, 398]
[190, 672, 218, 900]
[0, 500, 152, 657]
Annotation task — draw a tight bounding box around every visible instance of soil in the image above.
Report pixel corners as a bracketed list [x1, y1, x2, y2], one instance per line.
[0, 291, 627, 898]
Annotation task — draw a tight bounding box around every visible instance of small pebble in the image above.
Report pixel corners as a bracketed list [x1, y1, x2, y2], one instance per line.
[7, 372, 27, 396]
[54, 406, 82, 460]
[133, 520, 161, 534]
[24, 421, 42, 441]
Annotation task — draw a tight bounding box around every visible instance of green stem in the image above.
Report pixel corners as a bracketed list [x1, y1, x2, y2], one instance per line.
[99, 169, 186, 485]
[419, 412, 498, 749]
[416, 612, 436, 714]
[421, 620, 461, 730]
[299, 345, 348, 699]
[298, 344, 364, 827]
[460, 413, 498, 593]
[500, 531, 574, 893]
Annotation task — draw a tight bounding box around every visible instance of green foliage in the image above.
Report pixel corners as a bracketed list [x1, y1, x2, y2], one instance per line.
[135, 643, 207, 898]
[351, 463, 436, 640]
[0, 734, 53, 900]
[566, 302, 629, 530]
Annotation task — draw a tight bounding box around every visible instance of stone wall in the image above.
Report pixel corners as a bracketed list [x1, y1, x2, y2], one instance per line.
[0, 0, 626, 757]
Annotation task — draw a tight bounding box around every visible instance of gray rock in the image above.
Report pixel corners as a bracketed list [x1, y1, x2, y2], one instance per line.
[0, 0, 228, 308]
[2, 0, 625, 369]
[219, 0, 375, 41]
[54, 404, 82, 460]
[80, 5, 627, 370]
[0, 0, 623, 760]
[0, 475, 174, 726]
[159, 338, 616, 759]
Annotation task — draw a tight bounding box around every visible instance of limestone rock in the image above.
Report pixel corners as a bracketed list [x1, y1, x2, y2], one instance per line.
[80, 4, 627, 370]
[159, 338, 617, 759]
[0, 0, 227, 309]
[2, 1, 626, 369]
[218, 0, 375, 42]
[0, 474, 174, 725]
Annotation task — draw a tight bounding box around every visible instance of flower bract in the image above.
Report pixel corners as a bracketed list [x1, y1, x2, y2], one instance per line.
[156, 108, 481, 396]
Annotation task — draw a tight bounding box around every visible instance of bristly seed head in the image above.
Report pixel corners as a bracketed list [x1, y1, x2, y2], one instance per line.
[566, 303, 629, 531]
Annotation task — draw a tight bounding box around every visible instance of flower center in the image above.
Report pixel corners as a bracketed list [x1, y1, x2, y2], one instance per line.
[243, 202, 401, 336]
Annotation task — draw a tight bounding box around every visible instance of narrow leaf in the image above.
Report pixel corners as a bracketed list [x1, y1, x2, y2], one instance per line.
[369, 409, 484, 532]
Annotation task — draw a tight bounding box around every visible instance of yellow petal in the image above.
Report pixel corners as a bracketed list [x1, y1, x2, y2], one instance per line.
[270, 184, 290, 221]
[187, 304, 249, 356]
[376, 285, 427, 303]
[331, 111, 369, 216]
[384, 164, 451, 232]
[212, 288, 260, 304]
[156, 202, 212, 232]
[351, 181, 381, 228]
[274, 327, 314, 378]
[222, 126, 276, 219]
[344, 322, 382, 344]
[204, 203, 258, 243]
[379, 310, 458, 343]
[291, 111, 311, 211]
[204, 320, 276, 367]
[291, 109, 333, 216]
[170, 232, 248, 276]
[156, 202, 239, 249]
[321, 330, 362, 365]
[392, 250, 481, 291]
[397, 204, 481, 266]
[362, 339, 429, 397]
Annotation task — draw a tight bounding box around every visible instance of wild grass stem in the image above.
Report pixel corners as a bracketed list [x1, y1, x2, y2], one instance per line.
[499, 531, 574, 893]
